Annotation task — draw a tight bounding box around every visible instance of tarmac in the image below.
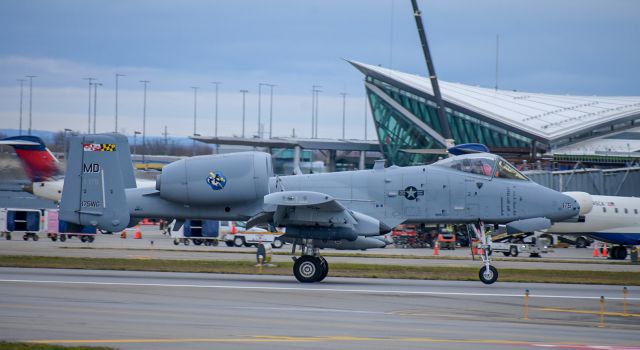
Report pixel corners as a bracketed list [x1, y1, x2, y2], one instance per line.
[0, 268, 638, 350]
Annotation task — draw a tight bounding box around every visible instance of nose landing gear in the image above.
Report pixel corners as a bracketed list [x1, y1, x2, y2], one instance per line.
[471, 222, 499, 285]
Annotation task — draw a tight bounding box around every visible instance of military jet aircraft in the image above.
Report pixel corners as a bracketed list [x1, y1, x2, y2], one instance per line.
[59, 134, 579, 284]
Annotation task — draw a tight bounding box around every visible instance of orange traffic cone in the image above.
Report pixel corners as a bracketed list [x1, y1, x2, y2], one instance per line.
[120, 230, 127, 239]
[434, 241, 440, 256]
[134, 226, 142, 239]
[602, 244, 609, 258]
[593, 242, 600, 257]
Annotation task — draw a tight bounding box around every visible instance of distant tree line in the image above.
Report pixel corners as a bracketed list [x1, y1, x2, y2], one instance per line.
[48, 131, 213, 156]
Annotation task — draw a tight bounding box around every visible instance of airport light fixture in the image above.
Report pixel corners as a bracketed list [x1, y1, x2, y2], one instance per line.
[25, 75, 36, 136]
[240, 89, 249, 138]
[83, 77, 95, 133]
[17, 79, 26, 135]
[211, 82, 221, 137]
[115, 73, 126, 133]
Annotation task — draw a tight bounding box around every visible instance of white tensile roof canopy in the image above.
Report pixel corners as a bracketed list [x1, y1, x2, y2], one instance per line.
[350, 60, 640, 143]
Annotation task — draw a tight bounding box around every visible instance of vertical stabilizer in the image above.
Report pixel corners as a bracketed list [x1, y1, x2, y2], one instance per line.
[60, 134, 130, 232]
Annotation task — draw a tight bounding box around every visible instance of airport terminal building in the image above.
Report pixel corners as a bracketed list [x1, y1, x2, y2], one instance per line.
[350, 60, 640, 167]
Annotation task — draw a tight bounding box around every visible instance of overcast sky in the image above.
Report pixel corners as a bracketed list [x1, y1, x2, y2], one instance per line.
[0, 0, 638, 139]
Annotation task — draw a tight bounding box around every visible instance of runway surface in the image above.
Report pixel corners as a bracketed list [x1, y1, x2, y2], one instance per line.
[0, 268, 638, 350]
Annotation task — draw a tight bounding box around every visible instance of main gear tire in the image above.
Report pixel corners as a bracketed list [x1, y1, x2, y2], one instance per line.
[293, 256, 322, 283]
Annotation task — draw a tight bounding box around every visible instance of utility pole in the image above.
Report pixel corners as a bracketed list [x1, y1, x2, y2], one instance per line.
[211, 82, 221, 137]
[340, 92, 347, 139]
[26, 75, 36, 136]
[411, 0, 452, 140]
[83, 77, 95, 133]
[17, 79, 26, 135]
[192, 86, 199, 156]
[140, 80, 150, 155]
[93, 82, 102, 133]
[115, 73, 125, 132]
[240, 89, 248, 138]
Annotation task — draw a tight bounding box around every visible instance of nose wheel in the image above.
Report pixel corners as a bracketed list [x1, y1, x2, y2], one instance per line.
[479, 265, 498, 284]
[470, 222, 499, 285]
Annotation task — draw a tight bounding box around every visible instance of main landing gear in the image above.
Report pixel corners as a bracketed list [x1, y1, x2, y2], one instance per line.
[471, 222, 499, 285]
[291, 240, 329, 283]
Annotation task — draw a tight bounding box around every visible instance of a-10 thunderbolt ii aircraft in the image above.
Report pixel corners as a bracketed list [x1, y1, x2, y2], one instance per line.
[59, 134, 580, 284]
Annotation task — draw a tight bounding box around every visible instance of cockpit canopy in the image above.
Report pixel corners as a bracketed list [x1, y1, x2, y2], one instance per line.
[433, 153, 528, 181]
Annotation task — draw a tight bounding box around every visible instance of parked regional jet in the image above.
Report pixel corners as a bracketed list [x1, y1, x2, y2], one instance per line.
[551, 192, 640, 259]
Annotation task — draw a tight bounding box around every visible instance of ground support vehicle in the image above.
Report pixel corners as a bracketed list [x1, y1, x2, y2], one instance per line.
[219, 221, 285, 248]
[1, 208, 43, 241]
[490, 237, 551, 257]
[44, 209, 97, 242]
[171, 219, 219, 246]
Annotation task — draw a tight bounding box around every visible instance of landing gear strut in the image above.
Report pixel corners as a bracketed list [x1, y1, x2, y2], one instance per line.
[292, 240, 329, 283]
[472, 222, 499, 284]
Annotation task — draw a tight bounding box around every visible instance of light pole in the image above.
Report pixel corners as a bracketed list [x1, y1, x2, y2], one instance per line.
[240, 89, 248, 138]
[17, 79, 26, 135]
[258, 83, 271, 138]
[311, 85, 321, 138]
[364, 95, 368, 140]
[26, 75, 36, 135]
[63, 128, 72, 156]
[93, 82, 102, 133]
[211, 82, 221, 137]
[140, 80, 150, 155]
[340, 92, 347, 139]
[83, 78, 95, 133]
[192, 86, 199, 156]
[133, 131, 141, 155]
[267, 84, 275, 139]
[115, 73, 125, 133]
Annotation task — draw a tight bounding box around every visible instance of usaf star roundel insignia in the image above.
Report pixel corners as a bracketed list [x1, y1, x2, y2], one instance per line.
[399, 186, 424, 201]
[206, 171, 227, 190]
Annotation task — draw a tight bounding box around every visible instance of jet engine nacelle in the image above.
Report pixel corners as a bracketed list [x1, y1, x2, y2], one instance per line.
[563, 191, 593, 215]
[156, 152, 272, 206]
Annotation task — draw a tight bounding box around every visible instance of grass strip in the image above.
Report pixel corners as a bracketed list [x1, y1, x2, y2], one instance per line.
[0, 342, 115, 350]
[0, 255, 638, 285]
[59, 246, 630, 265]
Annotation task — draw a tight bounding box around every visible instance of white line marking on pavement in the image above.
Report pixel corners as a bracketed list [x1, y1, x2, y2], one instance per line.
[1, 278, 637, 300]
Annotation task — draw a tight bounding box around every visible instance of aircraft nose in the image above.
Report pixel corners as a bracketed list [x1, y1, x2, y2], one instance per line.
[22, 183, 33, 194]
[558, 192, 580, 220]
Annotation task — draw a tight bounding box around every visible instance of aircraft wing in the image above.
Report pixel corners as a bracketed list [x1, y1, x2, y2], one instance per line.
[246, 191, 384, 236]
